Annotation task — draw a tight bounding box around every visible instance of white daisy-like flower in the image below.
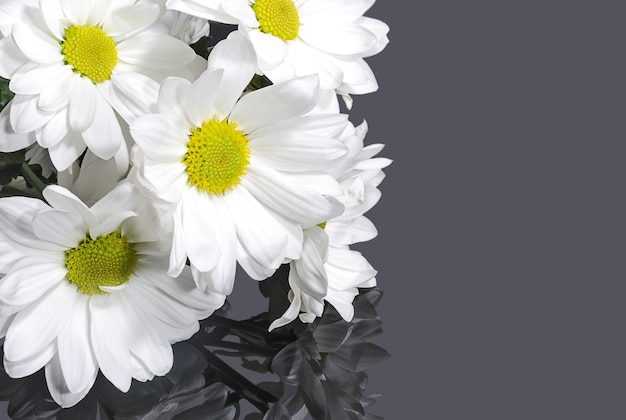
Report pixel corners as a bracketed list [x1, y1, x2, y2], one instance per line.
[0, 182, 226, 408]
[165, 0, 390, 102]
[0, 0, 198, 171]
[154, 0, 212, 45]
[269, 121, 391, 330]
[127, 36, 347, 296]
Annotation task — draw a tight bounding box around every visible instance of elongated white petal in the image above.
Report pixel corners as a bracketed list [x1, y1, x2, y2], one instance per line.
[242, 164, 339, 226]
[182, 190, 220, 272]
[206, 36, 256, 117]
[57, 294, 97, 393]
[0, 102, 36, 152]
[102, 3, 160, 38]
[110, 72, 159, 124]
[4, 282, 76, 362]
[184, 68, 223, 127]
[68, 77, 97, 133]
[225, 187, 287, 274]
[81, 92, 124, 160]
[12, 23, 61, 65]
[4, 341, 55, 378]
[117, 33, 195, 69]
[46, 352, 97, 408]
[231, 75, 319, 134]
[0, 256, 66, 306]
[32, 209, 87, 248]
[43, 185, 98, 227]
[90, 295, 132, 392]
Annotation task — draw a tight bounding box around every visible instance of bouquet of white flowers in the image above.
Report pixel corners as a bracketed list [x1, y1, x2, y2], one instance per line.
[0, 0, 391, 418]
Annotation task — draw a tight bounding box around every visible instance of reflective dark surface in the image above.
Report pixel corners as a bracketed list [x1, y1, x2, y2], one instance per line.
[0, 273, 389, 420]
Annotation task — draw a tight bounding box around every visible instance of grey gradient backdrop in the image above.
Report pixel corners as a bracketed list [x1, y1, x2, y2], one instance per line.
[325, 0, 624, 419]
[237, 0, 626, 418]
[2, 1, 625, 419]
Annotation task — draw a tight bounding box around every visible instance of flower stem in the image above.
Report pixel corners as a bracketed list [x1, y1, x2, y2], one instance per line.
[190, 337, 278, 413]
[20, 162, 46, 195]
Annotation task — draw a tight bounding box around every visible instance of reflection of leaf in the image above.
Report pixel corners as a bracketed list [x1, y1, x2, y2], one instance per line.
[329, 343, 390, 373]
[271, 344, 302, 385]
[0, 78, 13, 110]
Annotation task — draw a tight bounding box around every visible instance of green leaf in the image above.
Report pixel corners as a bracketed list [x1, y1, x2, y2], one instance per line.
[0, 150, 26, 186]
[0, 77, 13, 110]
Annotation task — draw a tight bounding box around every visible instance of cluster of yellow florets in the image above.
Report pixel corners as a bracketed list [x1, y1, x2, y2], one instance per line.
[251, 0, 300, 41]
[64, 232, 137, 295]
[183, 118, 251, 195]
[61, 25, 118, 84]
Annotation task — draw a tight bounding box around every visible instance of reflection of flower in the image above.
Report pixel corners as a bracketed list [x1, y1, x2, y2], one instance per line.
[0, 342, 236, 420]
[0, 183, 225, 407]
[270, 288, 389, 419]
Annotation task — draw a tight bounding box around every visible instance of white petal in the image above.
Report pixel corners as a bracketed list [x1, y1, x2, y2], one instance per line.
[10, 94, 54, 133]
[101, 3, 160, 38]
[230, 75, 319, 134]
[298, 0, 374, 24]
[246, 30, 288, 70]
[36, 108, 69, 148]
[130, 114, 187, 160]
[299, 24, 377, 55]
[4, 341, 55, 378]
[32, 209, 87, 248]
[326, 215, 377, 245]
[9, 62, 63, 95]
[118, 291, 173, 377]
[68, 77, 97, 133]
[109, 72, 159, 124]
[12, 22, 61, 65]
[268, 286, 301, 331]
[90, 295, 132, 392]
[182, 190, 220, 272]
[40, 0, 66, 39]
[225, 188, 287, 274]
[117, 33, 195, 69]
[47, 129, 86, 171]
[81, 91, 124, 160]
[242, 164, 338, 226]
[250, 131, 347, 172]
[0, 36, 28, 79]
[290, 228, 328, 299]
[184, 68, 223, 127]
[0, 256, 66, 306]
[206, 36, 256, 116]
[0, 196, 61, 251]
[56, 294, 98, 393]
[4, 282, 76, 362]
[46, 352, 97, 408]
[0, 101, 36, 152]
[42, 185, 98, 227]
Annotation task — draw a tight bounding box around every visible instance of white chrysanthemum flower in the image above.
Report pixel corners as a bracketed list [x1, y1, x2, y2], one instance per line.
[0, 183, 226, 408]
[0, 0, 198, 171]
[127, 36, 347, 296]
[165, 0, 389, 103]
[269, 121, 391, 330]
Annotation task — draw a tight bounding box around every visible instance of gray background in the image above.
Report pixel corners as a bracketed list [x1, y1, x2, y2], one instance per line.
[2, 1, 626, 419]
[342, 0, 626, 418]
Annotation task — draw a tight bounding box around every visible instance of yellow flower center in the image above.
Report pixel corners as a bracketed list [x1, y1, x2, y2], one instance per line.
[251, 0, 300, 41]
[64, 232, 137, 295]
[61, 25, 118, 84]
[183, 117, 251, 195]
[317, 222, 327, 229]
